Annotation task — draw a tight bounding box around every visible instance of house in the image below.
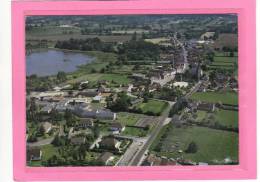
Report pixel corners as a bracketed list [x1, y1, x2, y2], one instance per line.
[197, 103, 215, 112]
[97, 152, 114, 165]
[98, 86, 111, 93]
[77, 89, 99, 97]
[92, 95, 102, 103]
[77, 118, 94, 128]
[41, 104, 54, 113]
[200, 32, 215, 40]
[42, 122, 52, 133]
[27, 147, 42, 161]
[99, 137, 121, 150]
[142, 154, 178, 166]
[98, 80, 109, 85]
[187, 102, 198, 112]
[110, 122, 125, 134]
[70, 136, 86, 145]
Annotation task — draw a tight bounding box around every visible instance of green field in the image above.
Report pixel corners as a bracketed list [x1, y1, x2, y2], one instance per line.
[152, 125, 238, 163]
[194, 109, 238, 128]
[117, 112, 144, 126]
[190, 91, 238, 105]
[209, 54, 237, 71]
[215, 109, 238, 128]
[145, 37, 171, 44]
[136, 99, 169, 116]
[121, 127, 148, 137]
[67, 73, 130, 85]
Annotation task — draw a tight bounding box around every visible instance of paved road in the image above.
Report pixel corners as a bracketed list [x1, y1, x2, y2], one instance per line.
[27, 137, 54, 147]
[128, 105, 172, 166]
[116, 137, 148, 166]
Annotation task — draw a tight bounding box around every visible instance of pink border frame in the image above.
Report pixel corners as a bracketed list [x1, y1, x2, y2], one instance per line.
[12, 0, 256, 181]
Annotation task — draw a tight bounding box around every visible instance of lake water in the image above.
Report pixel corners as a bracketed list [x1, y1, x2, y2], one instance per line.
[26, 50, 94, 76]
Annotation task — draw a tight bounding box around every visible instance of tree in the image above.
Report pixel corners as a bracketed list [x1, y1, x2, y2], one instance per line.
[107, 92, 131, 112]
[93, 123, 100, 138]
[57, 71, 67, 82]
[38, 125, 45, 136]
[131, 31, 137, 41]
[229, 51, 234, 57]
[185, 141, 198, 153]
[64, 109, 76, 126]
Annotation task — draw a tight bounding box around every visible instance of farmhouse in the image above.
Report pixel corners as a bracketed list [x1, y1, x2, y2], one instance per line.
[27, 147, 42, 161]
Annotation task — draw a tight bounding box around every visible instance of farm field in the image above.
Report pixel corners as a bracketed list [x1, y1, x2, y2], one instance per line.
[190, 91, 238, 105]
[151, 125, 238, 163]
[135, 99, 169, 116]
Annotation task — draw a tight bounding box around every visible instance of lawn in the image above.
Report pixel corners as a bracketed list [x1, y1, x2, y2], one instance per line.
[190, 91, 238, 105]
[209, 55, 237, 71]
[67, 73, 130, 85]
[117, 112, 144, 126]
[40, 144, 59, 161]
[193, 109, 238, 128]
[214, 109, 238, 128]
[121, 127, 148, 137]
[152, 125, 238, 164]
[145, 37, 171, 44]
[136, 99, 169, 116]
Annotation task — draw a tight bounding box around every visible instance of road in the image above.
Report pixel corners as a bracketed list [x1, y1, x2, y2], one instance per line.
[27, 137, 54, 147]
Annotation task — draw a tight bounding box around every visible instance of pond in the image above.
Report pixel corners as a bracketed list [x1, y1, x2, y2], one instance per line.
[26, 50, 94, 76]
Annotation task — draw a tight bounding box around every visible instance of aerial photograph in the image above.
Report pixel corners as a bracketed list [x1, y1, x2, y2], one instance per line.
[25, 15, 238, 167]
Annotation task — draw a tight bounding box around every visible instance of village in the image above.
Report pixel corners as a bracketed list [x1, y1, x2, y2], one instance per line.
[26, 15, 238, 166]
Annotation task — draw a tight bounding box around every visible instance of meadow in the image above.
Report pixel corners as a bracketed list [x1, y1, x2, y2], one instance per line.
[151, 125, 238, 163]
[190, 91, 238, 105]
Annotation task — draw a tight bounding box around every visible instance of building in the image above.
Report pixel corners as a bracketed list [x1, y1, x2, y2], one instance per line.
[142, 154, 178, 166]
[77, 118, 94, 128]
[42, 122, 52, 133]
[70, 136, 86, 145]
[77, 89, 99, 97]
[27, 147, 42, 161]
[197, 103, 215, 112]
[99, 137, 121, 150]
[200, 32, 215, 40]
[96, 109, 117, 120]
[110, 122, 125, 134]
[40, 104, 54, 113]
[97, 152, 114, 165]
[92, 95, 102, 103]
